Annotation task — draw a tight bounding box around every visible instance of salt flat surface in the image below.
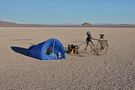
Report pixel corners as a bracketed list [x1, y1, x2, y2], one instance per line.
[0, 27, 135, 90]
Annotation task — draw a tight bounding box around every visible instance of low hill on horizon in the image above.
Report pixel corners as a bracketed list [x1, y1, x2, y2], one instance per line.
[0, 20, 47, 27]
[0, 21, 18, 26]
[82, 22, 92, 26]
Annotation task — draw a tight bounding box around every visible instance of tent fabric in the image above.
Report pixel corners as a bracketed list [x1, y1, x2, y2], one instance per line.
[28, 38, 65, 60]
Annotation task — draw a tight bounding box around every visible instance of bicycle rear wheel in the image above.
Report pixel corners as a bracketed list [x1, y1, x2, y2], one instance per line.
[96, 40, 108, 55]
[78, 42, 92, 57]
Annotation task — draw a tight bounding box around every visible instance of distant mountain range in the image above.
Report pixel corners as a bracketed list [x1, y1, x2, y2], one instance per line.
[0, 20, 89, 27]
[0, 21, 18, 26]
[0, 20, 135, 27]
[0, 20, 49, 27]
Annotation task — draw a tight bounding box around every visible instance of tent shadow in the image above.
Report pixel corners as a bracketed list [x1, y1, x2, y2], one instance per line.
[11, 46, 30, 57]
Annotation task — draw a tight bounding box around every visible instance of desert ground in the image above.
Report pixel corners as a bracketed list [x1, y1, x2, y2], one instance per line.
[0, 27, 135, 90]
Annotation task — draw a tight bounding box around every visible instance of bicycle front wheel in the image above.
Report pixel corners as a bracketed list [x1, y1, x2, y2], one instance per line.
[96, 40, 108, 55]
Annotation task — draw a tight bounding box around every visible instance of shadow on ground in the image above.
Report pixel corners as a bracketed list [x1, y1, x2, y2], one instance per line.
[11, 46, 30, 57]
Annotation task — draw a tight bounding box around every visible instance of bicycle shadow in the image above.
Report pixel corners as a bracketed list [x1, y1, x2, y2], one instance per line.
[11, 46, 30, 57]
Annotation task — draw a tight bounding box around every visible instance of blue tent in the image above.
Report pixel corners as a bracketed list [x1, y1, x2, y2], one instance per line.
[28, 38, 65, 60]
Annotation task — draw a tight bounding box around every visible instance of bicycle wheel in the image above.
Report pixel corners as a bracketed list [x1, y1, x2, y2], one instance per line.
[78, 42, 92, 57]
[96, 40, 108, 55]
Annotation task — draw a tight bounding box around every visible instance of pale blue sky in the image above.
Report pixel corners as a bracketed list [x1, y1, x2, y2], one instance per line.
[0, 0, 135, 24]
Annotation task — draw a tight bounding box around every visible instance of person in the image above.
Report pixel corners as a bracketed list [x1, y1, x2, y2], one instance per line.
[85, 31, 98, 50]
[46, 47, 52, 55]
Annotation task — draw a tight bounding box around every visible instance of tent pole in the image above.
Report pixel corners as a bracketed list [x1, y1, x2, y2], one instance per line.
[52, 40, 55, 53]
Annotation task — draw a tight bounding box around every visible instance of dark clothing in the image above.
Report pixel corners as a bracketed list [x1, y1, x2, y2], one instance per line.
[86, 36, 92, 42]
[86, 34, 95, 46]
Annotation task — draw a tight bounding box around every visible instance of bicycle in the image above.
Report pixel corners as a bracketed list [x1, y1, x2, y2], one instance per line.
[78, 34, 108, 57]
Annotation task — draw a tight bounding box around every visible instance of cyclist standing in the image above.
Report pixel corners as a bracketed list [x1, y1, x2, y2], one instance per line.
[85, 31, 97, 50]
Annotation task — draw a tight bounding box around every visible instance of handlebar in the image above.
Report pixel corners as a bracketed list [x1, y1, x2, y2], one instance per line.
[99, 34, 104, 39]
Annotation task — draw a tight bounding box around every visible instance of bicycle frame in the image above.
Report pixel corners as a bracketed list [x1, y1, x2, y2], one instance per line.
[87, 35, 103, 49]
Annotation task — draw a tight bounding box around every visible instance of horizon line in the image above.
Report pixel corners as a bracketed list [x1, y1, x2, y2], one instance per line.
[1, 20, 135, 26]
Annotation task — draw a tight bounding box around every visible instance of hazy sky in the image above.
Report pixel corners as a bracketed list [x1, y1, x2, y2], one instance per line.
[0, 0, 135, 24]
